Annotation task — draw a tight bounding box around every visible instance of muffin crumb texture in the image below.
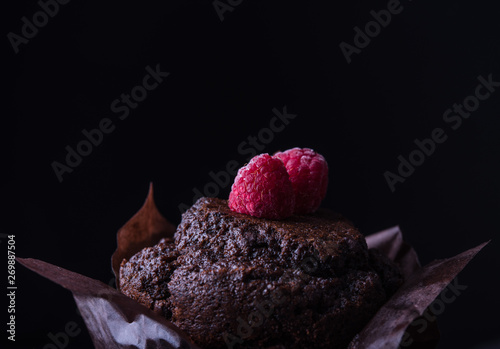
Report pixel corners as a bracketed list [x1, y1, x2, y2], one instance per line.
[120, 197, 402, 349]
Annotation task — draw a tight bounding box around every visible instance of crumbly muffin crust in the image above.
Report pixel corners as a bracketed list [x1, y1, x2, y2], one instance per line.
[120, 198, 402, 349]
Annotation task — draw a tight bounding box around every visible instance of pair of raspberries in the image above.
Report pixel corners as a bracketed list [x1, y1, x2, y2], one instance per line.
[229, 148, 328, 219]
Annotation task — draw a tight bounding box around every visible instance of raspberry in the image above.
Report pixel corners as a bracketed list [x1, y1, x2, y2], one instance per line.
[273, 148, 328, 214]
[229, 154, 295, 219]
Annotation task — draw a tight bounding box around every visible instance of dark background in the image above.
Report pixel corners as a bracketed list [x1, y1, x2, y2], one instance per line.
[3, 0, 499, 348]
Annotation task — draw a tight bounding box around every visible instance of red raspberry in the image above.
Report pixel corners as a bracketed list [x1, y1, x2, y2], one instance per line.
[273, 148, 328, 214]
[229, 154, 295, 219]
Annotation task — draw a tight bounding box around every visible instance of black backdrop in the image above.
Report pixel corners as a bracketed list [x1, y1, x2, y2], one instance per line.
[3, 0, 500, 348]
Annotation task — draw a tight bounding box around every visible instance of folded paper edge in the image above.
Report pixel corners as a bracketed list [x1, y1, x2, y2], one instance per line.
[349, 240, 490, 349]
[111, 183, 176, 290]
[17, 257, 202, 349]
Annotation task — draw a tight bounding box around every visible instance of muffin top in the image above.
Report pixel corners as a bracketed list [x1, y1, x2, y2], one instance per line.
[120, 197, 402, 349]
[175, 197, 371, 276]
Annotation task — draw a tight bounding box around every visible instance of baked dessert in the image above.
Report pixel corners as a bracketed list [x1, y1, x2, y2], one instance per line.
[120, 197, 403, 349]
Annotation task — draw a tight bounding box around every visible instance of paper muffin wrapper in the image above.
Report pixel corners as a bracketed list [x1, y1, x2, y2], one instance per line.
[18, 184, 489, 349]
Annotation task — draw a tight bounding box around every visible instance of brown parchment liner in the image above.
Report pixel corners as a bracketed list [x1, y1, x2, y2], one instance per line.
[18, 184, 489, 349]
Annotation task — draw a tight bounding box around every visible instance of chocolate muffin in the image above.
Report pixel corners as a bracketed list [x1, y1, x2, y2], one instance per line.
[120, 197, 402, 349]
